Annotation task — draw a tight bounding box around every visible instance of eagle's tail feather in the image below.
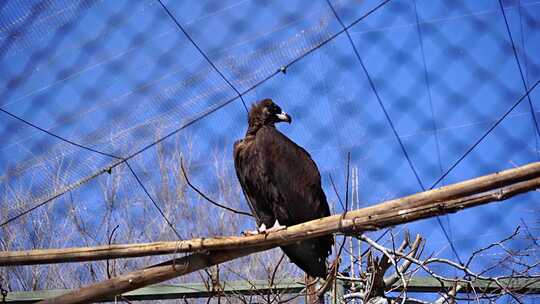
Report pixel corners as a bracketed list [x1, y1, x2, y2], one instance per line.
[281, 237, 331, 278]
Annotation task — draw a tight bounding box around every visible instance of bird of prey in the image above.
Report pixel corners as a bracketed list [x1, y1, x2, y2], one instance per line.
[233, 98, 333, 278]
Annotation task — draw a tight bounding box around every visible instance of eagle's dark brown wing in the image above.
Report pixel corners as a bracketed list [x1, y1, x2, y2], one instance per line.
[234, 136, 276, 227]
[234, 126, 333, 277]
[257, 126, 330, 224]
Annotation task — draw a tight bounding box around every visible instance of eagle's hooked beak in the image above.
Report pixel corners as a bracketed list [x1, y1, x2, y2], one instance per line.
[276, 112, 292, 123]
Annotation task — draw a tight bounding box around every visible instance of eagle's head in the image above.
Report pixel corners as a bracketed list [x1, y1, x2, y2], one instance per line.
[247, 99, 291, 133]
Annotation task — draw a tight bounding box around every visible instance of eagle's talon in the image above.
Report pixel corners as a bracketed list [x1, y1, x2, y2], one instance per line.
[266, 220, 286, 233]
[242, 223, 268, 236]
[242, 230, 261, 236]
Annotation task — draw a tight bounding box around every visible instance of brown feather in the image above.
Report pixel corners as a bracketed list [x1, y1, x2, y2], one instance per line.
[234, 99, 333, 278]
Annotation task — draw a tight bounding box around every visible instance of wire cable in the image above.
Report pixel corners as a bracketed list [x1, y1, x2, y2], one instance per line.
[498, 0, 540, 159]
[0, 0, 394, 227]
[0, 164, 117, 227]
[0, 108, 123, 160]
[430, 79, 540, 188]
[327, 0, 464, 265]
[156, 0, 249, 113]
[324, 0, 540, 266]
[412, 0, 444, 186]
[517, 0, 530, 86]
[325, 0, 426, 191]
[125, 161, 183, 240]
[411, 0, 462, 265]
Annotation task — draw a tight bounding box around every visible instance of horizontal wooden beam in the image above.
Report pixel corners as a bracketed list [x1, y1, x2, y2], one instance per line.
[2, 161, 540, 267]
[6, 278, 540, 303]
[38, 247, 270, 304]
[391, 277, 540, 294]
[35, 161, 540, 303]
[6, 280, 304, 303]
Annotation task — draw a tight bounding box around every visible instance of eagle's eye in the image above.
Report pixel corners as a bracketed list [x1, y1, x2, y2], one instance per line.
[268, 104, 281, 114]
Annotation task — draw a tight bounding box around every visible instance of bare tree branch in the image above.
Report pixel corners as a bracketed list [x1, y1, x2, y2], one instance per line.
[383, 234, 423, 287]
[360, 234, 409, 304]
[180, 157, 253, 217]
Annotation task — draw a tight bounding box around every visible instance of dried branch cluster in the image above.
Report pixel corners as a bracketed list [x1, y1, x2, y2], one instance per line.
[338, 227, 539, 304]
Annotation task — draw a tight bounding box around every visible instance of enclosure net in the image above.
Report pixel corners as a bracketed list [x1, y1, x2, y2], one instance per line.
[0, 0, 539, 296]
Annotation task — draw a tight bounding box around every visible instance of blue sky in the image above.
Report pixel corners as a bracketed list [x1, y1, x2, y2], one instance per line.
[1, 0, 539, 294]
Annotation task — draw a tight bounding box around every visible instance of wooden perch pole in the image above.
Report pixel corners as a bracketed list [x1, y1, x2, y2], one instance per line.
[3, 161, 540, 267]
[31, 161, 540, 303]
[38, 246, 271, 304]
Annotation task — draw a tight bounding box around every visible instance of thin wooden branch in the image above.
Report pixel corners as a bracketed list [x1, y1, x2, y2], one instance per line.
[180, 158, 252, 217]
[383, 234, 423, 287]
[2, 161, 540, 268]
[38, 246, 271, 304]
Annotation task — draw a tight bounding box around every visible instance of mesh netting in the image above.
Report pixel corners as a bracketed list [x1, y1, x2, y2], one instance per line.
[0, 0, 539, 298]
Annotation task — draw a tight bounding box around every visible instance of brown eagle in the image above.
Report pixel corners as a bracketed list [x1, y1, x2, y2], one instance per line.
[233, 98, 333, 278]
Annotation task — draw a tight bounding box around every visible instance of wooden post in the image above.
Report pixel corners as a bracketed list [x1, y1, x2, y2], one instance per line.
[333, 278, 345, 304]
[306, 275, 323, 304]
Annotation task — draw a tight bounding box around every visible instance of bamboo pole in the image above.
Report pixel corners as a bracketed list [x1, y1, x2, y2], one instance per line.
[3, 161, 540, 267]
[34, 162, 540, 303]
[38, 247, 270, 304]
